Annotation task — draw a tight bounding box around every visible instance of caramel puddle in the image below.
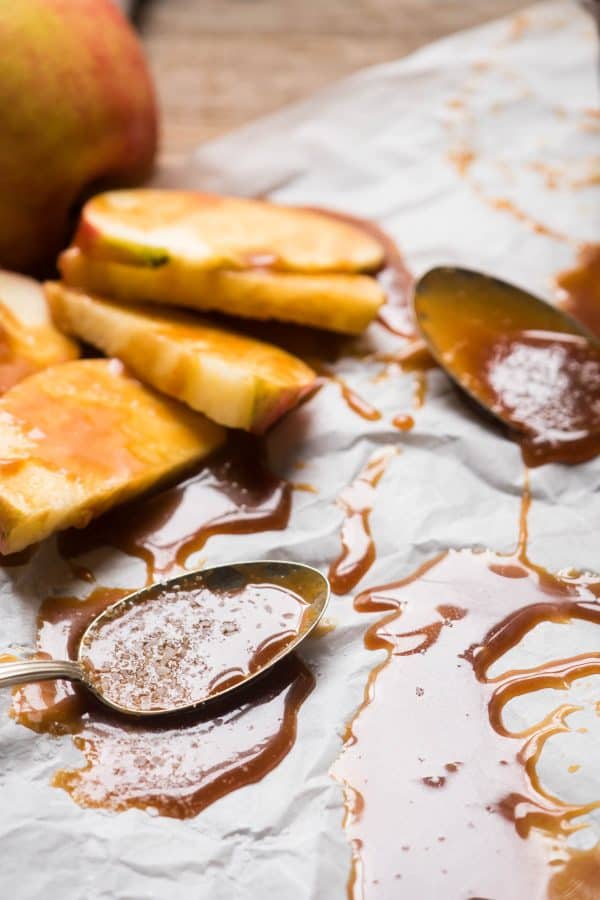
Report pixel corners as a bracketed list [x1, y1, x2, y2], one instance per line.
[332, 485, 600, 898]
[11, 586, 314, 818]
[5, 433, 314, 818]
[58, 433, 291, 583]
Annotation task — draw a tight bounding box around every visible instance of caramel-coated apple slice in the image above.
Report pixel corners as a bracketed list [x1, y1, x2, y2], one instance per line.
[73, 190, 385, 274]
[0, 270, 79, 392]
[59, 247, 384, 335]
[0, 359, 225, 554]
[47, 282, 317, 433]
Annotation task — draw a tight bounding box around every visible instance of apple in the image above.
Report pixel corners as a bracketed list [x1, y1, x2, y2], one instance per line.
[0, 0, 157, 275]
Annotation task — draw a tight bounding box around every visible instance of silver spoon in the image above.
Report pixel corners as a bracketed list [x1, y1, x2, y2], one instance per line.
[0, 560, 329, 717]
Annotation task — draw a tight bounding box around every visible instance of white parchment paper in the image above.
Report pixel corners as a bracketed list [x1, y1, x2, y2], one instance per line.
[1, 3, 599, 898]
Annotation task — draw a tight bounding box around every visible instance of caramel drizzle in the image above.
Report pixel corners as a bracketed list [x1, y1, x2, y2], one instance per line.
[328, 447, 397, 596]
[330, 374, 382, 422]
[333, 476, 600, 897]
[57, 434, 291, 584]
[556, 243, 600, 340]
[305, 206, 416, 341]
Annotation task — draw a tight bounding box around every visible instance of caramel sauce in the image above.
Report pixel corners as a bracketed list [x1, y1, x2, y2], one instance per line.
[417, 269, 600, 466]
[0, 332, 34, 394]
[448, 147, 476, 177]
[0, 360, 147, 481]
[374, 340, 436, 374]
[80, 577, 311, 713]
[471, 187, 572, 245]
[392, 414, 414, 431]
[11, 585, 314, 817]
[0, 544, 39, 569]
[331, 375, 382, 422]
[328, 447, 397, 596]
[331, 487, 600, 898]
[556, 244, 600, 340]
[3, 430, 298, 816]
[391, 368, 427, 432]
[547, 846, 600, 899]
[413, 370, 427, 409]
[0, 301, 63, 394]
[305, 207, 416, 340]
[57, 434, 291, 582]
[484, 331, 600, 466]
[291, 481, 318, 494]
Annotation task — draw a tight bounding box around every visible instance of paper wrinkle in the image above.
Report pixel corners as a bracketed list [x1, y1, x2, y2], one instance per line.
[1, 2, 599, 897]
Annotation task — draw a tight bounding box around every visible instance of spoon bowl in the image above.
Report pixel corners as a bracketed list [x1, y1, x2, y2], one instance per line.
[0, 560, 330, 717]
[414, 266, 600, 465]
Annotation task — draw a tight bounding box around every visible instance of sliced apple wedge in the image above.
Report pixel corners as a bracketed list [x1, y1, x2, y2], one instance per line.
[47, 283, 317, 432]
[0, 359, 225, 554]
[74, 190, 385, 274]
[0, 270, 78, 392]
[59, 247, 384, 335]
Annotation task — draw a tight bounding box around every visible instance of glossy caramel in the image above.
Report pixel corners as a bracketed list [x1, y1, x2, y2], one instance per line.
[332, 489, 600, 899]
[7, 429, 309, 816]
[0, 359, 224, 554]
[328, 448, 397, 595]
[305, 207, 416, 339]
[57, 433, 291, 583]
[0, 270, 78, 393]
[557, 244, 600, 340]
[80, 576, 311, 713]
[416, 268, 600, 466]
[11, 585, 314, 817]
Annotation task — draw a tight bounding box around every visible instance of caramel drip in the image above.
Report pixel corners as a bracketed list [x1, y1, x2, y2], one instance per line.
[328, 447, 397, 596]
[556, 244, 600, 340]
[392, 367, 428, 432]
[392, 414, 414, 431]
[303, 205, 415, 340]
[330, 374, 382, 422]
[57, 433, 291, 583]
[482, 194, 572, 244]
[332, 482, 600, 897]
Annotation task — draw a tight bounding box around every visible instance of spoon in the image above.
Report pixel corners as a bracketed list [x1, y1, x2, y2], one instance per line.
[413, 266, 600, 466]
[0, 560, 329, 717]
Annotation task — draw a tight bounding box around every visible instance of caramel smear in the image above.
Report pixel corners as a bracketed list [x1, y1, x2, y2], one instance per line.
[305, 207, 415, 340]
[58, 433, 291, 583]
[328, 447, 397, 595]
[331, 375, 382, 422]
[11, 586, 314, 818]
[556, 244, 600, 340]
[332, 487, 600, 898]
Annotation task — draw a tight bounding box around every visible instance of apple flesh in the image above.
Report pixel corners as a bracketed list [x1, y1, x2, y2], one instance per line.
[0, 0, 157, 275]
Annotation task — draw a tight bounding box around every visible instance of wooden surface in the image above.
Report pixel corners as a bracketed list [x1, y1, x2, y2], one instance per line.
[139, 0, 529, 159]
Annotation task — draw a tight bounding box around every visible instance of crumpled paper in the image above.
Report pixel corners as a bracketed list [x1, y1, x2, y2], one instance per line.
[1, 3, 599, 898]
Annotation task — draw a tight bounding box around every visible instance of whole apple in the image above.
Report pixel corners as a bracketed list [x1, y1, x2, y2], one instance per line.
[0, 0, 157, 275]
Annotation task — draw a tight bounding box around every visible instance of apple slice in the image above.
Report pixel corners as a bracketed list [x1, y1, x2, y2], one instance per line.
[0, 270, 78, 392]
[59, 247, 384, 335]
[47, 283, 317, 432]
[0, 359, 225, 554]
[73, 190, 385, 274]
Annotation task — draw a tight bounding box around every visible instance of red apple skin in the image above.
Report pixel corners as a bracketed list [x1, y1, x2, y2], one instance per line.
[0, 0, 158, 275]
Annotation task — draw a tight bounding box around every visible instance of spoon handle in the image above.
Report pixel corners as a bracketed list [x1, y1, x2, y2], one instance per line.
[0, 658, 83, 688]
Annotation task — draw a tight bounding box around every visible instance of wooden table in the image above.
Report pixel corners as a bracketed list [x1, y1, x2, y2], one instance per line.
[139, 0, 529, 160]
